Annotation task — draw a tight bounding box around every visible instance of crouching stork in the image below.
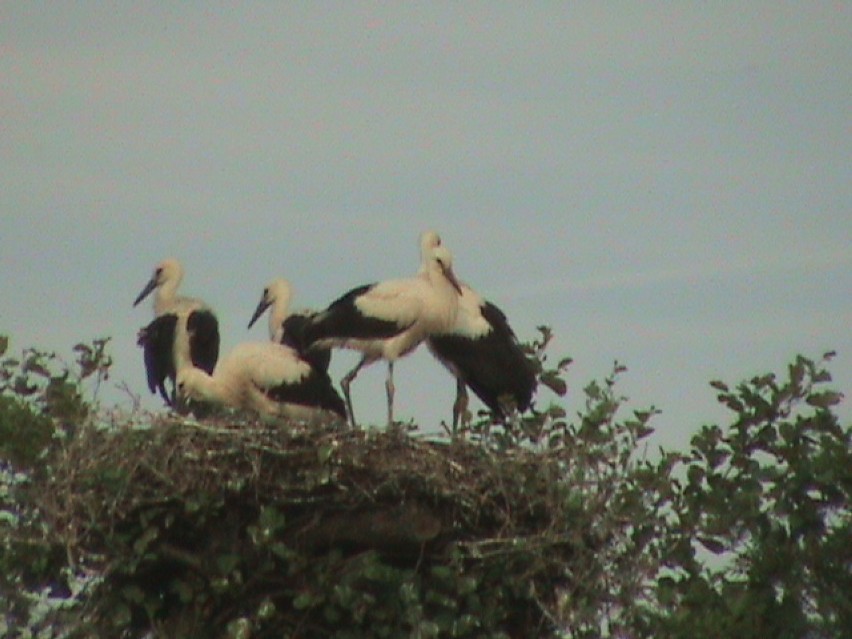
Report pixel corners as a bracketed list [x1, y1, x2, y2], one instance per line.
[176, 341, 346, 421]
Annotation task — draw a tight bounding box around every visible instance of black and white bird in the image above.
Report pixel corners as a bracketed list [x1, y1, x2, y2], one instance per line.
[246, 278, 331, 373]
[176, 341, 346, 421]
[133, 258, 220, 406]
[299, 231, 463, 427]
[428, 283, 537, 428]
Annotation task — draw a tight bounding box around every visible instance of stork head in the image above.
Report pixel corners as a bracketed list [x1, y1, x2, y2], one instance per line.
[420, 230, 442, 254]
[421, 233, 462, 294]
[133, 258, 184, 307]
[248, 278, 293, 329]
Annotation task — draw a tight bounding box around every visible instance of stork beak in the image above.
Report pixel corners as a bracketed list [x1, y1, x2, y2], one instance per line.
[247, 297, 272, 329]
[133, 277, 158, 307]
[173, 391, 191, 416]
[442, 264, 463, 295]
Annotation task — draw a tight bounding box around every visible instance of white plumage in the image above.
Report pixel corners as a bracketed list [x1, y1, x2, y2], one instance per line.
[301, 230, 462, 427]
[176, 341, 345, 421]
[133, 258, 219, 406]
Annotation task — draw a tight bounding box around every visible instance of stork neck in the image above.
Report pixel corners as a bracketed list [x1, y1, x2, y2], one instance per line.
[269, 299, 290, 343]
[428, 264, 455, 295]
[426, 266, 460, 330]
[153, 280, 180, 315]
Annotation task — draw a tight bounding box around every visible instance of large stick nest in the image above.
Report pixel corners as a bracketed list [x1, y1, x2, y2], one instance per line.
[35, 414, 593, 636]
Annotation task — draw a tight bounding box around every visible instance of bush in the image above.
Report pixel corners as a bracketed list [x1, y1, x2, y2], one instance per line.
[0, 333, 848, 638]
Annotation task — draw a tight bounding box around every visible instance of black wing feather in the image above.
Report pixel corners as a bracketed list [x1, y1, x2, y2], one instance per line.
[187, 309, 220, 375]
[280, 313, 332, 373]
[265, 367, 346, 419]
[429, 300, 537, 415]
[303, 283, 411, 345]
[137, 314, 178, 405]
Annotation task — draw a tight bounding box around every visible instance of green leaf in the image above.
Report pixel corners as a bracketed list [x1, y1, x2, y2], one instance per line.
[257, 597, 276, 620]
[686, 464, 705, 486]
[698, 536, 726, 554]
[171, 578, 195, 603]
[709, 380, 729, 392]
[640, 423, 657, 439]
[656, 576, 678, 606]
[430, 565, 453, 581]
[293, 592, 316, 610]
[132, 525, 159, 555]
[547, 405, 567, 419]
[270, 542, 293, 561]
[317, 443, 335, 464]
[259, 505, 286, 532]
[540, 371, 567, 396]
[225, 617, 251, 639]
[216, 553, 241, 575]
[12, 376, 38, 396]
[806, 391, 844, 408]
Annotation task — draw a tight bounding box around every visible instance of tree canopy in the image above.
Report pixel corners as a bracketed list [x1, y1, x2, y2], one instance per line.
[0, 332, 849, 638]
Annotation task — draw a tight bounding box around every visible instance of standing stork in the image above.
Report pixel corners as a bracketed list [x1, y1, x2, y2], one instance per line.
[133, 258, 220, 407]
[428, 283, 537, 428]
[300, 231, 463, 427]
[176, 341, 346, 421]
[246, 278, 331, 373]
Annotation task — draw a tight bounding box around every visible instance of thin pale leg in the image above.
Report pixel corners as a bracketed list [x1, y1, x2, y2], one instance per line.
[341, 354, 371, 428]
[385, 361, 395, 426]
[452, 377, 469, 432]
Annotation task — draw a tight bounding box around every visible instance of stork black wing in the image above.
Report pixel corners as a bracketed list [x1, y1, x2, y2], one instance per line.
[265, 368, 346, 419]
[187, 309, 220, 375]
[302, 284, 413, 346]
[430, 300, 537, 415]
[137, 314, 178, 405]
[281, 313, 332, 373]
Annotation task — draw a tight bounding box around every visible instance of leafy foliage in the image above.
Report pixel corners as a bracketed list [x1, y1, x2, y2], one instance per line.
[651, 352, 851, 638]
[0, 333, 849, 638]
[0, 336, 113, 637]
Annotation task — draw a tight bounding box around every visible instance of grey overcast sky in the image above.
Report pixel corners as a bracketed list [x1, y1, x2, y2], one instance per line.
[2, 4, 850, 449]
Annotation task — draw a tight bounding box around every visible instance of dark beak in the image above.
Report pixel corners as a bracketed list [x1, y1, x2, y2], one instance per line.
[442, 264, 463, 295]
[247, 297, 272, 329]
[133, 277, 158, 307]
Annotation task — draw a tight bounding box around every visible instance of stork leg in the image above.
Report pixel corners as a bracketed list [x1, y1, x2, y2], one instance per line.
[385, 361, 395, 426]
[452, 377, 469, 433]
[340, 354, 370, 429]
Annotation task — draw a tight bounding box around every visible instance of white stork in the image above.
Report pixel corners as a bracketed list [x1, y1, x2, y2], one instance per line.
[246, 278, 331, 373]
[176, 341, 346, 421]
[428, 283, 537, 428]
[133, 258, 220, 407]
[300, 231, 463, 427]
